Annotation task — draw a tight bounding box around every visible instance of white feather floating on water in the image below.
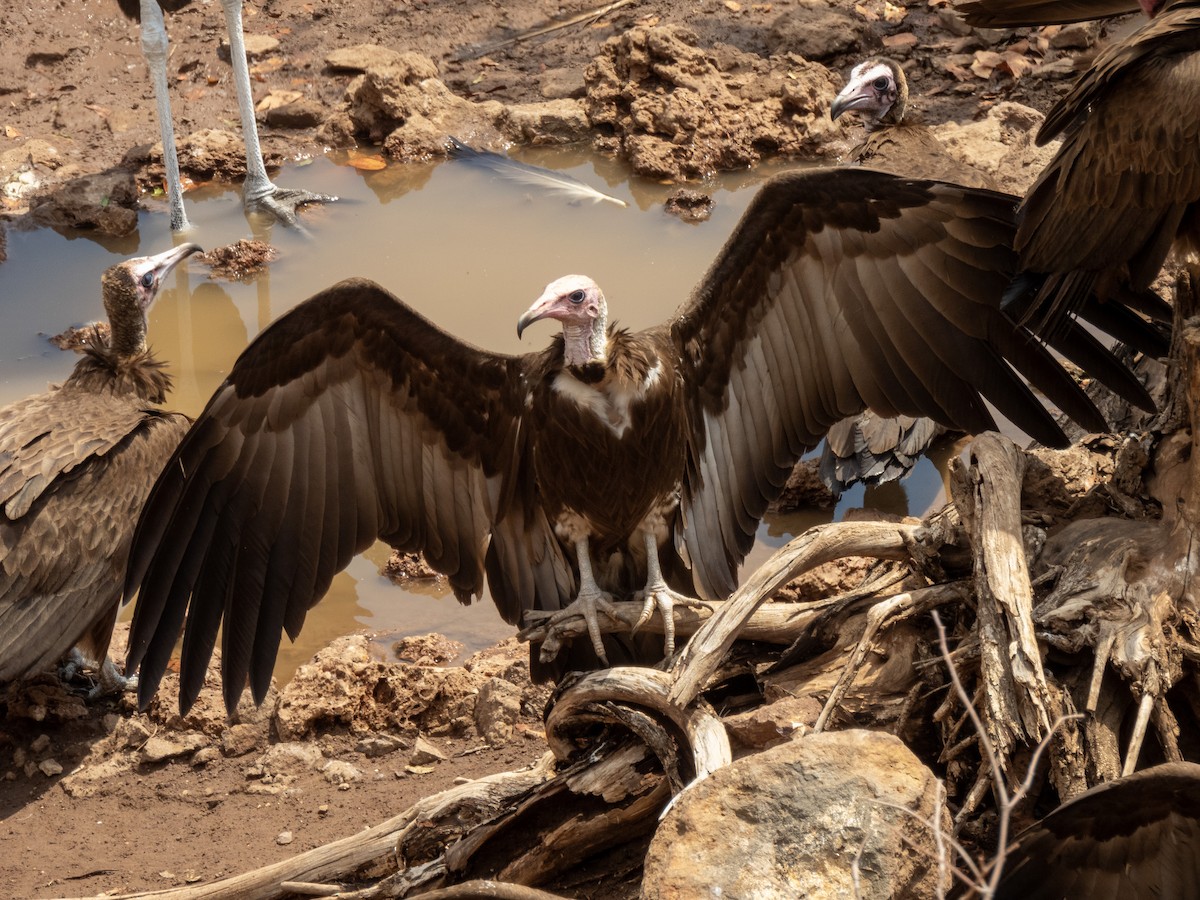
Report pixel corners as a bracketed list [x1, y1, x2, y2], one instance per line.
[447, 137, 628, 208]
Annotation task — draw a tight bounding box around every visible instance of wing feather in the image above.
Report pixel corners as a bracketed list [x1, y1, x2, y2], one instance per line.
[956, 0, 1139, 26]
[670, 168, 1127, 598]
[1018, 3, 1200, 317]
[126, 278, 540, 712]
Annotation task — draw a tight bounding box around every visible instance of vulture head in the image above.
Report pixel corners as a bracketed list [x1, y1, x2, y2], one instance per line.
[831, 58, 909, 131]
[100, 242, 203, 357]
[517, 274, 609, 366]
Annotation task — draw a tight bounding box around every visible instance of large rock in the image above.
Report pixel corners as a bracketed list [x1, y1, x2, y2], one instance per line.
[30, 171, 139, 236]
[585, 25, 842, 180]
[643, 730, 948, 899]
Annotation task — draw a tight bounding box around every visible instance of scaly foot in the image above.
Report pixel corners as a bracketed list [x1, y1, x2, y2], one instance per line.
[545, 585, 622, 665]
[633, 581, 709, 658]
[247, 185, 337, 227]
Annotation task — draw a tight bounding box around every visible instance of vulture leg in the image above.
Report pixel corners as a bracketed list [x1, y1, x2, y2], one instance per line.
[59, 649, 138, 699]
[94, 657, 138, 699]
[633, 530, 708, 658]
[218, 0, 335, 225]
[139, 0, 190, 231]
[545, 537, 620, 664]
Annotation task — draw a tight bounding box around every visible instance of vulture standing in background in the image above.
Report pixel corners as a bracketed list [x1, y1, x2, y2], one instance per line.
[0, 244, 201, 696]
[124, 167, 1161, 716]
[1011, 0, 1200, 328]
[830, 58, 996, 190]
[118, 0, 334, 231]
[982, 762, 1200, 899]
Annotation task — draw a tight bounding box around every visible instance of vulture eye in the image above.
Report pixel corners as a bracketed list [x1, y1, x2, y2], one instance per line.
[873, 76, 890, 91]
[568, 289, 586, 304]
[140, 271, 155, 289]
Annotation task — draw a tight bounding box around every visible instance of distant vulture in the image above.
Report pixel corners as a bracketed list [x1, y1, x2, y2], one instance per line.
[117, 0, 333, 230]
[957, 0, 1146, 26]
[986, 762, 1200, 899]
[831, 58, 995, 190]
[1012, 0, 1200, 328]
[0, 244, 200, 695]
[124, 168, 1157, 715]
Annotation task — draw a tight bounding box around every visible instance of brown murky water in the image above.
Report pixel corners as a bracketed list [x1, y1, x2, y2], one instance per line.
[0, 148, 949, 682]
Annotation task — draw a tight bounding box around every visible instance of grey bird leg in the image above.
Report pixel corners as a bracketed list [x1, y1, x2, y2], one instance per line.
[140, 0, 190, 231]
[632, 530, 707, 658]
[219, 0, 336, 225]
[61, 649, 139, 699]
[545, 536, 621, 664]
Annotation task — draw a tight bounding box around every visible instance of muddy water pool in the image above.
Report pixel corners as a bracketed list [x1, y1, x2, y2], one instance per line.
[0, 148, 949, 683]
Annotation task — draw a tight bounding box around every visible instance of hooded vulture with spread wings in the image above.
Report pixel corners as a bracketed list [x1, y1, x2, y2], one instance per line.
[123, 167, 1161, 714]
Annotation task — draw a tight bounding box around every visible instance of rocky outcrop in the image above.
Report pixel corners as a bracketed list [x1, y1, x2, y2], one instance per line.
[642, 730, 949, 899]
[585, 25, 842, 180]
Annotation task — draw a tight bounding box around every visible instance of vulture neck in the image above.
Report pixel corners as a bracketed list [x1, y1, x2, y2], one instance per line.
[563, 309, 608, 368]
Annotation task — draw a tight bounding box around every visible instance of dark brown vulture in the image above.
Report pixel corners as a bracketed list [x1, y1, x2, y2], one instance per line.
[956, 0, 1147, 26]
[0, 243, 200, 695]
[124, 167, 1159, 715]
[831, 58, 996, 190]
[984, 762, 1200, 899]
[1012, 0, 1200, 326]
[116, 0, 333, 230]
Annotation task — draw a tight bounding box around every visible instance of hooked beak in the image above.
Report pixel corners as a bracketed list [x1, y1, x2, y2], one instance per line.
[830, 87, 873, 122]
[149, 242, 204, 277]
[516, 308, 547, 339]
[516, 292, 560, 339]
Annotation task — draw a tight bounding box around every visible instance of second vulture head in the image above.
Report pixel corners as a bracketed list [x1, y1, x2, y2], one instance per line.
[830, 58, 909, 131]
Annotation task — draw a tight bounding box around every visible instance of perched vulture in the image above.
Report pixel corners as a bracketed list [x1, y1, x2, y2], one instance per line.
[0, 244, 200, 695]
[124, 167, 1158, 715]
[1012, 0, 1200, 326]
[984, 762, 1200, 899]
[117, 0, 333, 230]
[831, 58, 995, 190]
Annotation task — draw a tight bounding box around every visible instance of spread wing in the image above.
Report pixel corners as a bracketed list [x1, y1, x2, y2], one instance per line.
[668, 167, 1154, 599]
[1017, 1, 1200, 316]
[0, 390, 188, 682]
[992, 763, 1200, 899]
[125, 278, 572, 713]
[955, 0, 1139, 26]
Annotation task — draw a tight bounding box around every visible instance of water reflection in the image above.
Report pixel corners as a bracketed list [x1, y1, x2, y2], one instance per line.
[0, 148, 947, 684]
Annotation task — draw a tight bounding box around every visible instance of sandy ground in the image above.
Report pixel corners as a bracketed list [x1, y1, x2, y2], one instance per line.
[0, 0, 1134, 896]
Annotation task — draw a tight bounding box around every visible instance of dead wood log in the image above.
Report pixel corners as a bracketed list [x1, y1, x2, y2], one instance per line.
[813, 582, 972, 732]
[950, 432, 1059, 780]
[53, 761, 557, 900]
[666, 520, 942, 708]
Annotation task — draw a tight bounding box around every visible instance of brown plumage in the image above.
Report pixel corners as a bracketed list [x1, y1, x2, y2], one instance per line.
[1013, 0, 1200, 325]
[956, 0, 1148, 26]
[124, 168, 1159, 715]
[985, 763, 1200, 899]
[831, 58, 996, 190]
[0, 244, 200, 694]
[825, 58, 991, 496]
